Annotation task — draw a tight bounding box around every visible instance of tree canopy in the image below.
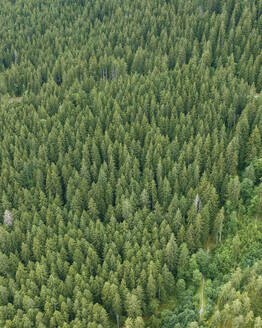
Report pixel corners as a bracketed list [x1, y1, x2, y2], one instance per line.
[0, 0, 262, 327]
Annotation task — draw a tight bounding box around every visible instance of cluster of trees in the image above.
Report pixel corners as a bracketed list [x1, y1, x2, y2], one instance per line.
[211, 261, 262, 328]
[159, 180, 262, 328]
[0, 0, 261, 327]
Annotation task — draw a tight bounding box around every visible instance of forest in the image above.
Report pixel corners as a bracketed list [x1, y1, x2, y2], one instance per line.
[0, 0, 262, 327]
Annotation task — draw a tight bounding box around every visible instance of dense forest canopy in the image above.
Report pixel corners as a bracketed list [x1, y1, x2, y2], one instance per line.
[0, 0, 262, 327]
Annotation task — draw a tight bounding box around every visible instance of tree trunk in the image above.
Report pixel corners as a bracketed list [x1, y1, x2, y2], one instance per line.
[116, 313, 120, 328]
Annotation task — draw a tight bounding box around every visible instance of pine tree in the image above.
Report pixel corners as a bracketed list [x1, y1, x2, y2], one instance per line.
[246, 127, 261, 163]
[177, 243, 189, 279]
[165, 233, 178, 274]
[125, 294, 142, 319]
[227, 176, 241, 210]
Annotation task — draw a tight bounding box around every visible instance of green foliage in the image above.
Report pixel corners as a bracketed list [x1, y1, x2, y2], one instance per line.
[209, 260, 262, 327]
[0, 0, 262, 327]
